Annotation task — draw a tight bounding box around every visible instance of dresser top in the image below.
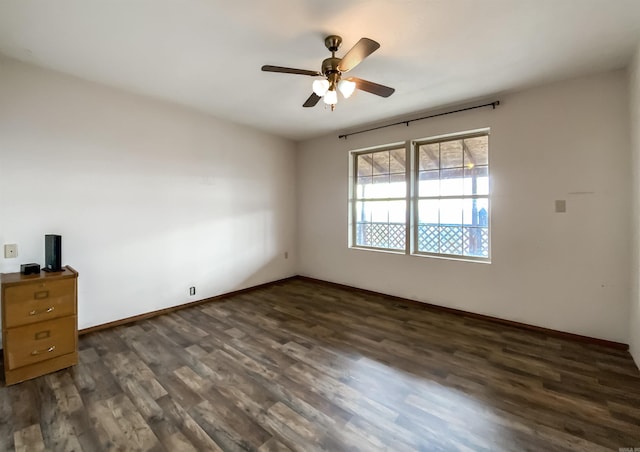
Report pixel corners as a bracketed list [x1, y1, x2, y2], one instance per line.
[1, 266, 78, 286]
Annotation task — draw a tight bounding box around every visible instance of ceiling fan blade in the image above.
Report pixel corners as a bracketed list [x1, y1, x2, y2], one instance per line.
[261, 65, 322, 76]
[348, 77, 395, 98]
[338, 38, 380, 73]
[303, 93, 321, 107]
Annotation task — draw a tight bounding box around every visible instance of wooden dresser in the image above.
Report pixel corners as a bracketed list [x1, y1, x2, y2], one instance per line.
[1, 266, 78, 386]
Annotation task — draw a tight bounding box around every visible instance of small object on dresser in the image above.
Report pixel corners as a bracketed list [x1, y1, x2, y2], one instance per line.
[44, 234, 62, 272]
[20, 263, 41, 275]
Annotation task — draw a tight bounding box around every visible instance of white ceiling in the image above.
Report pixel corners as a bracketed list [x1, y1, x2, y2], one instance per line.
[1, 0, 640, 141]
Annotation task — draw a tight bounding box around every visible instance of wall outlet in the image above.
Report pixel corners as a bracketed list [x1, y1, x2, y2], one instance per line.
[189, 286, 196, 296]
[4, 244, 17, 258]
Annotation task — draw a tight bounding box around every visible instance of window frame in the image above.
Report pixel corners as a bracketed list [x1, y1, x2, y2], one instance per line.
[411, 130, 491, 262]
[349, 142, 410, 253]
[348, 128, 491, 263]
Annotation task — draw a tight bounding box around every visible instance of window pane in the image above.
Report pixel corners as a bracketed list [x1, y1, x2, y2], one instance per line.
[464, 136, 488, 166]
[357, 176, 371, 198]
[388, 200, 406, 224]
[440, 168, 464, 196]
[440, 198, 464, 256]
[463, 198, 489, 226]
[439, 225, 463, 255]
[356, 173, 407, 200]
[371, 174, 390, 197]
[418, 144, 439, 170]
[440, 198, 463, 226]
[388, 173, 406, 198]
[418, 170, 440, 197]
[371, 202, 388, 223]
[416, 199, 463, 255]
[372, 151, 390, 175]
[463, 226, 489, 257]
[357, 154, 372, 177]
[389, 172, 405, 183]
[417, 223, 439, 253]
[355, 201, 372, 223]
[417, 199, 439, 224]
[440, 140, 463, 168]
[389, 148, 406, 174]
[462, 198, 489, 258]
[355, 200, 405, 250]
[464, 166, 489, 196]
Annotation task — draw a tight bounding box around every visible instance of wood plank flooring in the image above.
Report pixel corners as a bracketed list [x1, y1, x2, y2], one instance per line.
[1, 278, 639, 451]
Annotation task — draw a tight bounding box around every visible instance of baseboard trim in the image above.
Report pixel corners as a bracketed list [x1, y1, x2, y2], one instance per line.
[78, 276, 297, 336]
[294, 275, 630, 351]
[76, 273, 628, 351]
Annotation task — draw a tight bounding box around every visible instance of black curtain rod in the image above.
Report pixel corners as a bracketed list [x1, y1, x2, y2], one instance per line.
[338, 100, 500, 140]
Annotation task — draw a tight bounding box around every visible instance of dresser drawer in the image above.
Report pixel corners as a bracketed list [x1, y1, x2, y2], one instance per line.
[5, 316, 77, 370]
[3, 279, 75, 327]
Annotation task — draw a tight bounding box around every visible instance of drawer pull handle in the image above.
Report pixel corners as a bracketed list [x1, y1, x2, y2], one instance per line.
[34, 291, 49, 300]
[34, 330, 51, 340]
[31, 346, 56, 356]
[29, 307, 55, 316]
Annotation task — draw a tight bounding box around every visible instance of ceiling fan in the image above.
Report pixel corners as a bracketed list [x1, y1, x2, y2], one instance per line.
[261, 35, 395, 111]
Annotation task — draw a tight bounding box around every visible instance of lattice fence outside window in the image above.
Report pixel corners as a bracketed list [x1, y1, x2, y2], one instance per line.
[417, 224, 489, 258]
[356, 222, 405, 250]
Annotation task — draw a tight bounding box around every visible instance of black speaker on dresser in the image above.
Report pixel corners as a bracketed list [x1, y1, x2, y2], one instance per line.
[44, 234, 62, 272]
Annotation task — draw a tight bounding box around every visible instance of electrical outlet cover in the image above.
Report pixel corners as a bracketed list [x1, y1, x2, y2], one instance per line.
[4, 244, 17, 258]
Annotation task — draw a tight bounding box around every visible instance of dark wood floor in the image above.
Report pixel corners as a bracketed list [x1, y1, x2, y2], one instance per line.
[1, 278, 639, 451]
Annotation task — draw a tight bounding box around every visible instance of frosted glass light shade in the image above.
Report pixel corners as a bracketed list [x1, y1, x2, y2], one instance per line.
[338, 79, 356, 98]
[313, 79, 330, 96]
[323, 89, 338, 105]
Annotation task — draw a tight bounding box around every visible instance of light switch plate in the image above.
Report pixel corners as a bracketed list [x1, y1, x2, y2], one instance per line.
[4, 244, 18, 258]
[555, 200, 566, 213]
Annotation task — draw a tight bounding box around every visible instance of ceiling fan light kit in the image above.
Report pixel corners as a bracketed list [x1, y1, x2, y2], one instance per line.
[323, 89, 338, 106]
[338, 79, 356, 98]
[261, 34, 395, 111]
[312, 79, 330, 96]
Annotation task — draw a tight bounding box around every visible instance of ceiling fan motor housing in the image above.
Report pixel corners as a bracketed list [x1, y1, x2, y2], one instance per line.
[322, 57, 341, 77]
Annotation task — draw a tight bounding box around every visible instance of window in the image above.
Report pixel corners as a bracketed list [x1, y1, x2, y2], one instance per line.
[349, 130, 490, 261]
[414, 132, 489, 260]
[351, 145, 408, 251]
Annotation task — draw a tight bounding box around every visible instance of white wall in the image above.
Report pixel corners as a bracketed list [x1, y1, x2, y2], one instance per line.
[630, 43, 640, 366]
[297, 70, 630, 343]
[0, 58, 297, 343]
[1, 58, 634, 351]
